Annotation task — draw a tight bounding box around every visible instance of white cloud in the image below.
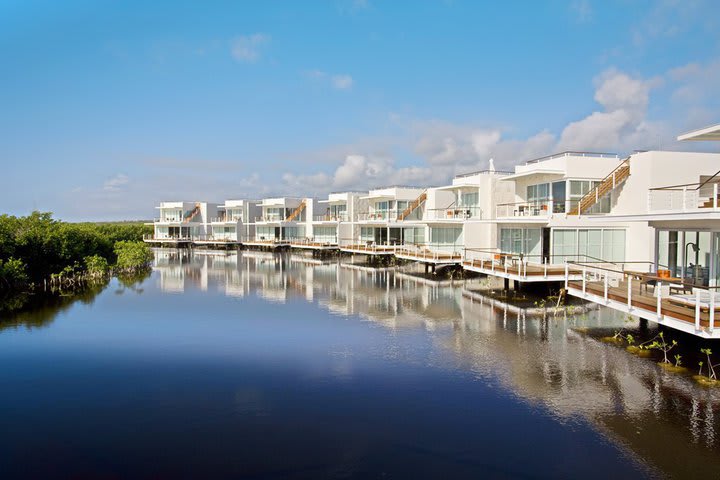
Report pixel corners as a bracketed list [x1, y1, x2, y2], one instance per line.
[231, 33, 270, 63]
[331, 74, 354, 90]
[304, 70, 354, 90]
[556, 68, 663, 151]
[103, 173, 130, 192]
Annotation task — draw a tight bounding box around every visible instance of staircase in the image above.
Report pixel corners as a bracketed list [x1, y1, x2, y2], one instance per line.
[398, 191, 427, 221]
[569, 158, 630, 215]
[700, 194, 720, 208]
[285, 200, 306, 221]
[183, 203, 201, 223]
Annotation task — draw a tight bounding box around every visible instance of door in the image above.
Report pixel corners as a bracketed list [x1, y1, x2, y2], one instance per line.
[542, 228, 551, 263]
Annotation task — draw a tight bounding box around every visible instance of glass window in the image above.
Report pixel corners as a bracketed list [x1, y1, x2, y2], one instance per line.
[461, 192, 479, 206]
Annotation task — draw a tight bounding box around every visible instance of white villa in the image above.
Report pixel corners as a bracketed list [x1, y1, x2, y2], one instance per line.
[144, 124, 720, 337]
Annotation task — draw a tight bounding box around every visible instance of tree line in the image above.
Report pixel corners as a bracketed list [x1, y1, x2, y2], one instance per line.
[0, 212, 154, 290]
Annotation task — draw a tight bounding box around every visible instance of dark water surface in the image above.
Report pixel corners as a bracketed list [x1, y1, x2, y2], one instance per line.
[1, 250, 719, 479]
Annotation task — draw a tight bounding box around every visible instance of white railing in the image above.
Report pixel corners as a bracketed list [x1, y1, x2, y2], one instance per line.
[565, 262, 717, 335]
[254, 215, 285, 222]
[395, 244, 462, 261]
[356, 211, 399, 221]
[143, 234, 192, 241]
[313, 213, 349, 222]
[495, 200, 552, 218]
[647, 184, 718, 212]
[425, 207, 482, 220]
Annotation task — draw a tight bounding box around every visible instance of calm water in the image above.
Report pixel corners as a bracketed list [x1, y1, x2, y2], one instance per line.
[1, 250, 719, 479]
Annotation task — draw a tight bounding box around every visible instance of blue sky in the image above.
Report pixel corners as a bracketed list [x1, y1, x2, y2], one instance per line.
[1, 0, 719, 220]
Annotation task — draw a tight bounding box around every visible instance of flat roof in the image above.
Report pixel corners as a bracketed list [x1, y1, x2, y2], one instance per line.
[677, 123, 720, 141]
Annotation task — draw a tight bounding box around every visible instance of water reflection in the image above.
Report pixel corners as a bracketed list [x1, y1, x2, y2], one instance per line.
[153, 249, 720, 478]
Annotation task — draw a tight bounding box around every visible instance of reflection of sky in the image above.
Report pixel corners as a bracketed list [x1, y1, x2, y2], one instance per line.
[2, 250, 718, 478]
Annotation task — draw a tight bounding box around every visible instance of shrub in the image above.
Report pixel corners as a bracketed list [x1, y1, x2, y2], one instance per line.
[84, 255, 109, 276]
[0, 257, 29, 288]
[114, 241, 153, 271]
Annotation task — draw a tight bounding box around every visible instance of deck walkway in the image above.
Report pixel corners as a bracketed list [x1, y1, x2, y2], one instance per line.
[567, 279, 719, 338]
[463, 258, 582, 283]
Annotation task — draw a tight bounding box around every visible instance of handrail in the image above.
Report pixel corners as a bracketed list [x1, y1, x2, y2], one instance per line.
[650, 169, 720, 191]
[568, 260, 720, 291]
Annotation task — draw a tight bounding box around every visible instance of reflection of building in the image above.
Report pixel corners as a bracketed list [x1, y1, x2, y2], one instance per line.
[453, 291, 720, 479]
[149, 248, 720, 478]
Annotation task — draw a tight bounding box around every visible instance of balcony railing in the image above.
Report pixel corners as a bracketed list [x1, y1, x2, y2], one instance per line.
[356, 210, 399, 221]
[211, 216, 243, 223]
[495, 201, 552, 218]
[425, 206, 482, 220]
[313, 213, 348, 222]
[254, 215, 285, 222]
[648, 181, 719, 212]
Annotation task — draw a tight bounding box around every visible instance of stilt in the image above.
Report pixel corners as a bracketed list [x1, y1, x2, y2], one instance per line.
[503, 278, 510, 291]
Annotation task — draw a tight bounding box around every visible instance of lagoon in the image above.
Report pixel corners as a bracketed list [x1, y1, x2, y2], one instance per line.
[0, 250, 718, 479]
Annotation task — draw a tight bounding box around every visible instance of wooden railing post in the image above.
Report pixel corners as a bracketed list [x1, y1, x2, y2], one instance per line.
[656, 281, 662, 319]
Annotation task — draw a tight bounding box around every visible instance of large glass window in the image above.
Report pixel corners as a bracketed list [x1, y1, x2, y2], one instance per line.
[569, 180, 610, 214]
[500, 228, 542, 257]
[431, 227, 462, 252]
[527, 183, 549, 204]
[461, 192, 479, 206]
[552, 181, 566, 213]
[403, 227, 425, 245]
[313, 226, 337, 243]
[553, 228, 625, 263]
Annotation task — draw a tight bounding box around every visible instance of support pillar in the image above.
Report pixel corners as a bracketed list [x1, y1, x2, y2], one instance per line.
[504, 278, 510, 291]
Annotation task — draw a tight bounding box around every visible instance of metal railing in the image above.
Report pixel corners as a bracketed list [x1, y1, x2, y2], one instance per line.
[143, 234, 192, 241]
[524, 151, 618, 165]
[356, 211, 400, 221]
[566, 261, 718, 333]
[395, 243, 462, 261]
[254, 215, 286, 222]
[313, 213, 349, 222]
[495, 200, 552, 218]
[425, 207, 482, 220]
[648, 180, 719, 212]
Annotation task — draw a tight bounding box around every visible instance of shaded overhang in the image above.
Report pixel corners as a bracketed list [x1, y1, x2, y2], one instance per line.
[677, 123, 720, 141]
[500, 169, 565, 181]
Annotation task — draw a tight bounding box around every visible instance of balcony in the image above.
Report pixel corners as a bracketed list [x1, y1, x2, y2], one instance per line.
[254, 215, 285, 223]
[495, 201, 552, 219]
[425, 207, 482, 221]
[648, 181, 719, 213]
[313, 213, 349, 222]
[357, 210, 399, 222]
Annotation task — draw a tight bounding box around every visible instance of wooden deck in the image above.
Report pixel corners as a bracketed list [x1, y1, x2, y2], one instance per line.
[289, 241, 338, 250]
[462, 258, 582, 282]
[394, 249, 462, 264]
[569, 279, 717, 328]
[339, 244, 397, 255]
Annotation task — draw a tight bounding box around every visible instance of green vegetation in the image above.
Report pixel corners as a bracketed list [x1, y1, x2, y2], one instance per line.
[0, 212, 153, 293]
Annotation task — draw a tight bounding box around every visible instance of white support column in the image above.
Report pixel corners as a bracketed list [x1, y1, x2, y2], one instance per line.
[582, 267, 586, 295]
[604, 275, 609, 303]
[656, 281, 662, 319]
[714, 183, 718, 210]
[710, 290, 715, 332]
[564, 263, 569, 289]
[695, 289, 701, 331]
[627, 276, 632, 309]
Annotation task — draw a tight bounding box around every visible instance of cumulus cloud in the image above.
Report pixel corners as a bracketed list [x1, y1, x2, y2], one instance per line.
[556, 68, 663, 151]
[103, 173, 130, 192]
[231, 34, 270, 63]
